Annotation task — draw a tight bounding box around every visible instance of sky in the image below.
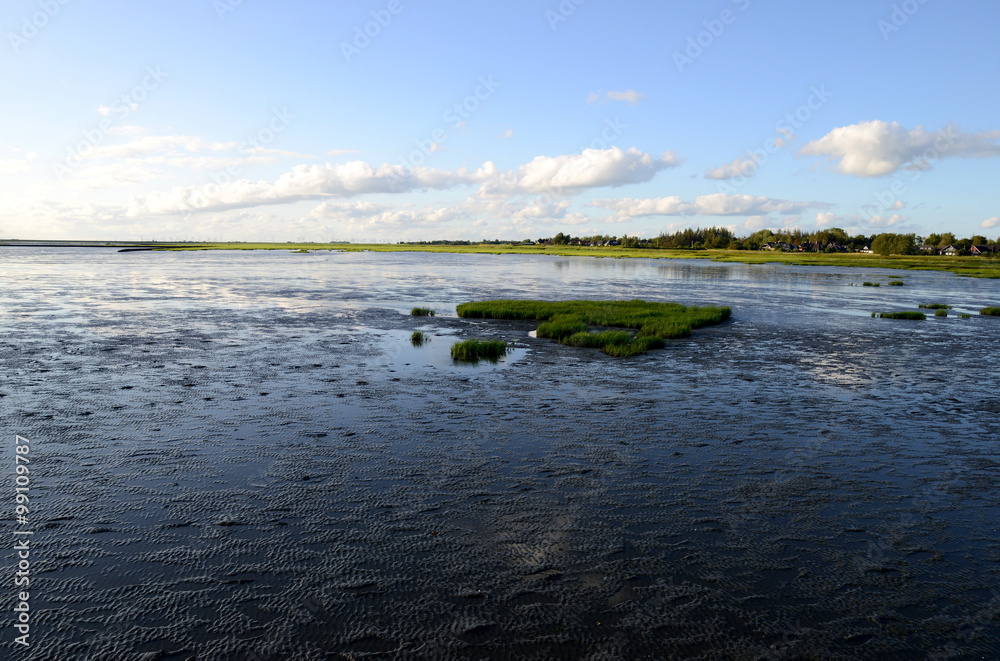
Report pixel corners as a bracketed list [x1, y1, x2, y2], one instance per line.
[2, 0, 999, 242]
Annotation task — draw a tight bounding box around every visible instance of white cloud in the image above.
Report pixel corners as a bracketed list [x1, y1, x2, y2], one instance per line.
[587, 89, 645, 106]
[981, 217, 1000, 229]
[800, 121, 1000, 177]
[127, 161, 498, 216]
[704, 156, 760, 181]
[590, 193, 828, 220]
[514, 147, 680, 195]
[0, 159, 32, 174]
[89, 135, 238, 161]
[501, 129, 515, 139]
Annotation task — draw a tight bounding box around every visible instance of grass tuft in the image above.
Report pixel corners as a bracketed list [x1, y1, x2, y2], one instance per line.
[451, 339, 510, 362]
[959, 313, 972, 319]
[980, 307, 1000, 316]
[457, 299, 729, 357]
[919, 303, 951, 310]
[411, 331, 427, 345]
[876, 311, 926, 320]
[862, 282, 880, 287]
[888, 280, 905, 286]
[934, 309, 948, 317]
[411, 307, 435, 317]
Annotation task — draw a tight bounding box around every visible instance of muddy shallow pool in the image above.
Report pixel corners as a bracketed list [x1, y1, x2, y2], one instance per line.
[1, 248, 998, 660]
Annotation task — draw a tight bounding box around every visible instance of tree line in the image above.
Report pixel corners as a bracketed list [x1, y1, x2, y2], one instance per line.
[405, 227, 999, 255]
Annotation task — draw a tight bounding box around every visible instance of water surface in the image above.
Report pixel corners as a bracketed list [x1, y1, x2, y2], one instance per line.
[1, 248, 998, 660]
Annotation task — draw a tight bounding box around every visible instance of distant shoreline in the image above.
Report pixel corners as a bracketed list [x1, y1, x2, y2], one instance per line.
[4, 241, 999, 279]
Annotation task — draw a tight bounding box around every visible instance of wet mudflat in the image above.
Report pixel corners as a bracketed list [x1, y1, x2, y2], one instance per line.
[1, 248, 998, 660]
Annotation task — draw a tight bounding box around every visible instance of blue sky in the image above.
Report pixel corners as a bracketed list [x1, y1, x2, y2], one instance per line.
[2, 0, 999, 241]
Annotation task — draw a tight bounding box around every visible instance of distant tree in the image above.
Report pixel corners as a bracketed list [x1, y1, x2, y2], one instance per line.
[970, 235, 987, 246]
[937, 232, 956, 248]
[871, 233, 916, 256]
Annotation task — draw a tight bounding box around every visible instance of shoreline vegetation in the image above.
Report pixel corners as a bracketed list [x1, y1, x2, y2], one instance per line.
[457, 299, 731, 358]
[450, 339, 510, 363]
[6, 239, 1000, 279]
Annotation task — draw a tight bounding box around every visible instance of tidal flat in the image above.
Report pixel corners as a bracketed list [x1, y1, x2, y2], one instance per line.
[1, 248, 999, 659]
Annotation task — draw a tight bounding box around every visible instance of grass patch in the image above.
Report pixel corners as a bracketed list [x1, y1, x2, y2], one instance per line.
[959, 313, 972, 319]
[981, 307, 1000, 316]
[934, 309, 948, 317]
[862, 282, 880, 287]
[411, 331, 428, 345]
[876, 311, 926, 320]
[919, 303, 951, 310]
[457, 299, 730, 357]
[411, 307, 435, 317]
[451, 339, 510, 362]
[888, 275, 903, 279]
[888, 280, 905, 286]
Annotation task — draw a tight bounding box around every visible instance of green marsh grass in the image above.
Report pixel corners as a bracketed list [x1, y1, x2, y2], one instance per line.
[959, 313, 972, 319]
[411, 307, 435, 317]
[877, 311, 926, 320]
[863, 282, 880, 287]
[451, 339, 510, 362]
[934, 309, 948, 317]
[457, 299, 730, 357]
[888, 280, 905, 286]
[981, 307, 1000, 316]
[411, 331, 427, 345]
[919, 304, 951, 310]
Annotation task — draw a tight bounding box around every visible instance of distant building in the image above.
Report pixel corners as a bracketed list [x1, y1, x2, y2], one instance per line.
[942, 245, 959, 256]
[971, 245, 999, 256]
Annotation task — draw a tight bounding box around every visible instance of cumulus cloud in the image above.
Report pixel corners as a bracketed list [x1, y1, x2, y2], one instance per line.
[590, 194, 828, 221]
[704, 156, 761, 181]
[800, 121, 1000, 177]
[127, 161, 498, 216]
[693, 194, 821, 216]
[981, 217, 1000, 229]
[514, 147, 680, 195]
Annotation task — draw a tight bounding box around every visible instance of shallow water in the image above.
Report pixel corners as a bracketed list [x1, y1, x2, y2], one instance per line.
[1, 248, 998, 660]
